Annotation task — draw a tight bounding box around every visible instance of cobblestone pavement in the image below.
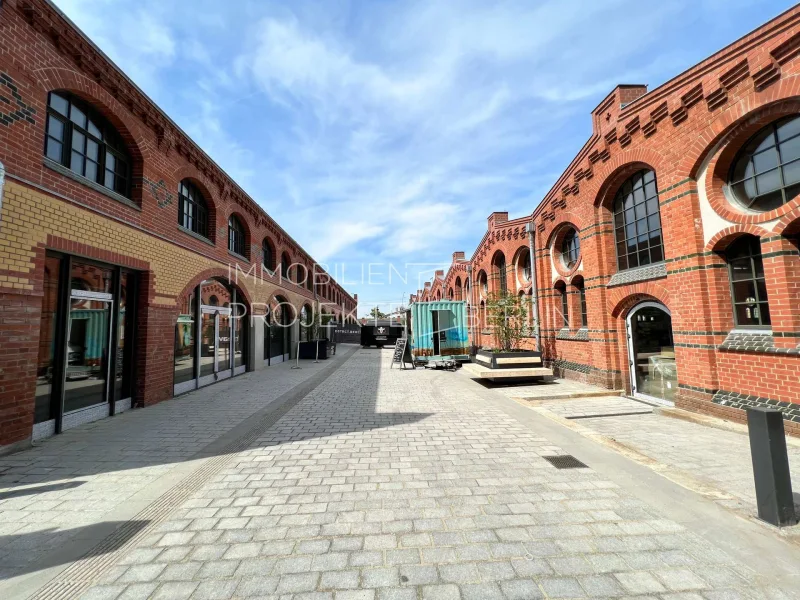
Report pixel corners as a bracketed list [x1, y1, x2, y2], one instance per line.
[62, 349, 800, 600]
[530, 398, 654, 419]
[540, 399, 800, 517]
[479, 379, 622, 402]
[0, 347, 358, 584]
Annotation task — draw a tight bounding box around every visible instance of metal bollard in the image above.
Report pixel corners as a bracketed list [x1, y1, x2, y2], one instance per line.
[746, 407, 796, 527]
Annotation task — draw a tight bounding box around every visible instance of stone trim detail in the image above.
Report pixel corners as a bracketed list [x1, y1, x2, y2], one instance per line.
[547, 358, 621, 375]
[719, 330, 800, 355]
[713, 390, 800, 423]
[178, 225, 215, 247]
[556, 328, 589, 342]
[606, 262, 667, 287]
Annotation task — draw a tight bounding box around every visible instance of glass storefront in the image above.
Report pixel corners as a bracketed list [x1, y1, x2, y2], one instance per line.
[35, 252, 138, 435]
[173, 278, 247, 395]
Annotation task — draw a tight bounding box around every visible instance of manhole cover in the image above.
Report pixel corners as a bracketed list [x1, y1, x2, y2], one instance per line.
[543, 455, 588, 469]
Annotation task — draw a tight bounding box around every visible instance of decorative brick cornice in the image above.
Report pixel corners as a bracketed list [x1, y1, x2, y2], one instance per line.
[606, 262, 667, 287]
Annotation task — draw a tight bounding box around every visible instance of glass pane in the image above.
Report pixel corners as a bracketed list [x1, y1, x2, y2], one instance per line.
[752, 148, 779, 173]
[46, 138, 63, 162]
[732, 179, 756, 206]
[729, 259, 753, 282]
[88, 119, 102, 139]
[755, 278, 768, 303]
[71, 261, 114, 295]
[174, 293, 196, 385]
[218, 314, 231, 371]
[732, 280, 756, 304]
[758, 302, 771, 325]
[635, 203, 647, 220]
[755, 168, 781, 195]
[731, 157, 753, 183]
[638, 249, 651, 266]
[617, 254, 628, 270]
[783, 182, 800, 204]
[644, 180, 657, 199]
[633, 187, 645, 205]
[643, 170, 655, 184]
[64, 299, 111, 413]
[35, 255, 62, 424]
[86, 139, 99, 160]
[777, 117, 800, 142]
[49, 93, 69, 116]
[233, 311, 244, 368]
[647, 214, 661, 232]
[781, 159, 800, 186]
[70, 151, 84, 175]
[636, 218, 648, 236]
[70, 104, 87, 128]
[778, 135, 800, 166]
[200, 312, 215, 377]
[752, 129, 776, 154]
[649, 243, 664, 264]
[85, 160, 97, 182]
[631, 307, 676, 403]
[628, 252, 639, 268]
[646, 198, 658, 215]
[106, 153, 115, 171]
[753, 255, 765, 279]
[752, 189, 784, 212]
[47, 115, 65, 140]
[105, 169, 115, 189]
[735, 303, 759, 326]
[625, 223, 636, 240]
[115, 176, 128, 196]
[614, 211, 625, 229]
[637, 234, 649, 253]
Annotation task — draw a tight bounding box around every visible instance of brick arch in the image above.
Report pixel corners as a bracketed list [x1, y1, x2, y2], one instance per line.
[706, 225, 772, 253]
[588, 148, 665, 210]
[697, 90, 800, 226]
[775, 204, 800, 237]
[35, 67, 148, 163]
[682, 76, 800, 179]
[175, 267, 254, 309]
[173, 169, 219, 243]
[607, 281, 671, 318]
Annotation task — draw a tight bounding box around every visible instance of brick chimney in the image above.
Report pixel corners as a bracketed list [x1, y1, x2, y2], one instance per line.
[452, 251, 465, 262]
[435, 269, 444, 279]
[487, 212, 509, 229]
[424, 282, 431, 290]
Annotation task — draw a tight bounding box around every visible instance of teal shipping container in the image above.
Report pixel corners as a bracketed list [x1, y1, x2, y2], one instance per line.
[409, 301, 469, 362]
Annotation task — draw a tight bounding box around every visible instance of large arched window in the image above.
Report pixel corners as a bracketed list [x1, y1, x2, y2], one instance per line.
[262, 238, 275, 272]
[178, 180, 208, 238]
[228, 215, 245, 257]
[281, 253, 291, 280]
[492, 252, 507, 294]
[613, 170, 663, 270]
[726, 236, 770, 327]
[561, 229, 580, 269]
[555, 281, 569, 328]
[729, 115, 800, 212]
[45, 91, 131, 197]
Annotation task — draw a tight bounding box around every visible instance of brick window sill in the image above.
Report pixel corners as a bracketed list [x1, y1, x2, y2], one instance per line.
[606, 262, 667, 288]
[44, 157, 140, 212]
[228, 250, 249, 263]
[178, 225, 215, 247]
[556, 328, 589, 342]
[719, 329, 800, 356]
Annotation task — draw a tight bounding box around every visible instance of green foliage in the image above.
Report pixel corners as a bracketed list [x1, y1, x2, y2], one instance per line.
[485, 291, 530, 351]
[368, 306, 388, 319]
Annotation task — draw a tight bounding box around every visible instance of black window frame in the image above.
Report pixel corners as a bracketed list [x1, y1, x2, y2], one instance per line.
[613, 169, 664, 271]
[45, 91, 132, 198]
[725, 236, 771, 328]
[557, 284, 569, 328]
[262, 238, 274, 272]
[178, 180, 209, 238]
[728, 115, 800, 213]
[577, 280, 588, 328]
[228, 215, 246, 257]
[561, 229, 580, 269]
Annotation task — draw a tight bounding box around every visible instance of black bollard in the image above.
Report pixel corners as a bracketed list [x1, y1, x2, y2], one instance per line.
[746, 407, 796, 527]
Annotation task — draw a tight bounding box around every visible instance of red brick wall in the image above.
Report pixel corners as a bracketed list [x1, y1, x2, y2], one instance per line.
[424, 6, 800, 429]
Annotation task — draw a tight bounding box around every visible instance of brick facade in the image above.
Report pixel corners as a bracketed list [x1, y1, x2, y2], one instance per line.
[0, 0, 357, 450]
[413, 7, 800, 435]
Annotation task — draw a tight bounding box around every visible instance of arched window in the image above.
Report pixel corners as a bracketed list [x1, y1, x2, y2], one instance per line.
[448, 288, 454, 300]
[281, 253, 291, 280]
[492, 252, 507, 294]
[228, 215, 245, 257]
[178, 180, 208, 238]
[574, 278, 588, 328]
[726, 236, 770, 327]
[262, 238, 275, 272]
[561, 229, 580, 269]
[518, 252, 531, 283]
[555, 282, 569, 328]
[729, 115, 800, 212]
[478, 271, 488, 298]
[613, 170, 663, 270]
[45, 91, 131, 197]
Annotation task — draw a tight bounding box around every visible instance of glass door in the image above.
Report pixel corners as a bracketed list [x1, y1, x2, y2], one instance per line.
[198, 306, 233, 387]
[626, 302, 677, 405]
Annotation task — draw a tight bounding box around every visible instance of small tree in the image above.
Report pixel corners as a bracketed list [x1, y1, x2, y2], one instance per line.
[368, 306, 388, 320]
[485, 291, 529, 351]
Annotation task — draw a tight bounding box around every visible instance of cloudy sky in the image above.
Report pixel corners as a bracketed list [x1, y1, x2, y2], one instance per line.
[56, 0, 790, 315]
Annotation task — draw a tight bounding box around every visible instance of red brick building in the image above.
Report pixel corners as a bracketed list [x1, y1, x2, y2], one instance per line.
[0, 0, 357, 453]
[413, 7, 800, 435]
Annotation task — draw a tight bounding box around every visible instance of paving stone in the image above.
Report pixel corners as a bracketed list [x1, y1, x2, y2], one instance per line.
[191, 579, 239, 600]
[539, 577, 586, 598]
[151, 581, 198, 600]
[614, 571, 667, 594]
[421, 584, 461, 599]
[362, 567, 400, 588]
[500, 578, 544, 600]
[320, 569, 360, 590]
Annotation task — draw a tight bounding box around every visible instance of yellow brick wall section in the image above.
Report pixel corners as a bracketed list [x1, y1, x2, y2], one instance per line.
[0, 181, 315, 308]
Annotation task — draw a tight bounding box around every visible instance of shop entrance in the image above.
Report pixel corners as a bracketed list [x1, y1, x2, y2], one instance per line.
[626, 302, 677, 405]
[35, 253, 137, 438]
[173, 278, 247, 396]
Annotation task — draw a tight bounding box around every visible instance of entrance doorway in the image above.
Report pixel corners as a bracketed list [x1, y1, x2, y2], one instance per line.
[34, 253, 138, 438]
[626, 302, 677, 405]
[173, 278, 248, 396]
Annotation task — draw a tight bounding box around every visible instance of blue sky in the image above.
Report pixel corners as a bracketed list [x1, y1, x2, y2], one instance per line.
[56, 0, 792, 315]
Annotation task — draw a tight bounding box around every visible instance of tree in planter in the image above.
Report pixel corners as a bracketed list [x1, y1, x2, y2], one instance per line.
[485, 291, 530, 352]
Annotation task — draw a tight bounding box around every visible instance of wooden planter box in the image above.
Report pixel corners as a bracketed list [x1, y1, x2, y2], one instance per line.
[473, 349, 543, 369]
[298, 339, 329, 360]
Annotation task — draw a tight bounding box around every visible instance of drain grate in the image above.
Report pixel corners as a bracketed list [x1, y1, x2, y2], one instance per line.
[543, 454, 588, 469]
